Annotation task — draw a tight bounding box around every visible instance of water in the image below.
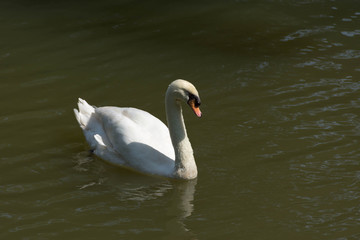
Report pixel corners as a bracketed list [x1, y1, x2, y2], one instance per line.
[1, 0, 360, 239]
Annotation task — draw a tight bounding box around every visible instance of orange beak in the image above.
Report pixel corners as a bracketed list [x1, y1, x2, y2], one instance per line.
[188, 99, 202, 118]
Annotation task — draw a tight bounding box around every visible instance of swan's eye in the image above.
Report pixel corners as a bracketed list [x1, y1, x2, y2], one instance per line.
[188, 93, 201, 107]
[187, 93, 202, 117]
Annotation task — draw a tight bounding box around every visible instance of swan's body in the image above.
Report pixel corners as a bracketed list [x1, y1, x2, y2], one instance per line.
[74, 80, 202, 179]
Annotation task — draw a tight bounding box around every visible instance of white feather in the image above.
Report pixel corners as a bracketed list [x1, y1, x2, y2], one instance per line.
[74, 80, 201, 179]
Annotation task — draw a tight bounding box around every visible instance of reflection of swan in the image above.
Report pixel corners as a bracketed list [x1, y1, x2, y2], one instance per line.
[165, 179, 198, 240]
[172, 179, 197, 218]
[74, 80, 202, 179]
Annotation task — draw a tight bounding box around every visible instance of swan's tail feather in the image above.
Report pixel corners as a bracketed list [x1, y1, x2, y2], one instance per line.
[74, 98, 95, 129]
[74, 98, 127, 167]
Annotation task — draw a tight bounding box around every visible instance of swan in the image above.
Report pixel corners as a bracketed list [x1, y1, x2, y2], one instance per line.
[74, 79, 202, 179]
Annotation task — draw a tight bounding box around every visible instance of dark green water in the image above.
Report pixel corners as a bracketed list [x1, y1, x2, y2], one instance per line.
[1, 1, 360, 239]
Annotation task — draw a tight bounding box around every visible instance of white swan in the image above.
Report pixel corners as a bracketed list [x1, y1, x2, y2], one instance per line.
[74, 79, 202, 179]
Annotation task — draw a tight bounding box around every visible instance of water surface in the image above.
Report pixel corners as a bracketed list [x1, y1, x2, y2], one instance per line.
[1, 1, 360, 239]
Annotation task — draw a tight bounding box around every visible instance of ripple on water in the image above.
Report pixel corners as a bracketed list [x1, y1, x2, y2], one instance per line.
[341, 30, 360, 37]
[280, 26, 335, 42]
[268, 72, 360, 236]
[295, 58, 342, 70]
[333, 49, 360, 59]
[9, 218, 66, 233]
[271, 77, 360, 111]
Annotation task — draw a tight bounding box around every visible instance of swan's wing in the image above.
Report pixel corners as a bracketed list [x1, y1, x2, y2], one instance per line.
[93, 107, 175, 174]
[95, 107, 172, 153]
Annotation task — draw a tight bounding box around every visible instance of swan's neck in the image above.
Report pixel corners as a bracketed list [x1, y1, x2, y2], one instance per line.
[166, 93, 197, 179]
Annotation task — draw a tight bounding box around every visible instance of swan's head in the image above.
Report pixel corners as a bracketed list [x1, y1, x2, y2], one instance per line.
[167, 79, 202, 117]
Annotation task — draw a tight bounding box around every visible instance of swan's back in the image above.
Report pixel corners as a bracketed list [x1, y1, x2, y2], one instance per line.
[74, 98, 175, 177]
